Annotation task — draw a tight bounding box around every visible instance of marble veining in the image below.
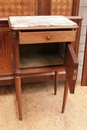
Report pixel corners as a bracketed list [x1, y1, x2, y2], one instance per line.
[9, 16, 77, 28]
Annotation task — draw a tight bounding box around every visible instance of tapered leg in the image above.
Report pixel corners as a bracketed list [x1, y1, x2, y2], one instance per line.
[15, 79, 18, 101]
[15, 76, 22, 120]
[54, 71, 58, 95]
[61, 77, 68, 113]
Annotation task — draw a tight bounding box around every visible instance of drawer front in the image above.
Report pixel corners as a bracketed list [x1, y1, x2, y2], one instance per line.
[19, 30, 76, 44]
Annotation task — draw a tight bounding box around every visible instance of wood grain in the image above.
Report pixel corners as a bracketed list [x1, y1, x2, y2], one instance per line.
[0, 0, 38, 17]
[0, 28, 13, 73]
[51, 0, 73, 16]
[81, 28, 87, 86]
[19, 30, 76, 44]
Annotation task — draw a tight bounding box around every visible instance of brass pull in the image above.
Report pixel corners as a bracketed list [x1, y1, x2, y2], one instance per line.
[47, 35, 51, 40]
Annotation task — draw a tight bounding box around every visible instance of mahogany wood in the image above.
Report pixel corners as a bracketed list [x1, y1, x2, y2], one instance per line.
[65, 44, 78, 93]
[0, 27, 13, 73]
[0, 16, 82, 86]
[8, 15, 78, 120]
[51, 0, 73, 16]
[15, 76, 22, 120]
[0, 0, 38, 17]
[54, 71, 58, 95]
[81, 28, 87, 86]
[68, 16, 83, 57]
[38, 0, 51, 15]
[0, 0, 81, 87]
[72, 0, 80, 16]
[62, 77, 68, 113]
[19, 30, 77, 44]
[38, 0, 80, 16]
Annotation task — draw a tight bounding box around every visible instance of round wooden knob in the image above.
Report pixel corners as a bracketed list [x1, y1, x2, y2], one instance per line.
[47, 35, 51, 40]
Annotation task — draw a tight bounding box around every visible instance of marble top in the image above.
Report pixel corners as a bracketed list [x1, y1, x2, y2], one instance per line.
[8, 16, 77, 30]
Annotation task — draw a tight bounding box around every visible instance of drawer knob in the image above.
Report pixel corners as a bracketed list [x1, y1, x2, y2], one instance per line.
[47, 35, 51, 40]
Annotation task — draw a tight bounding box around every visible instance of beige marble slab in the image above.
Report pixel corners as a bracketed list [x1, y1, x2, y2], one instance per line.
[8, 16, 77, 30]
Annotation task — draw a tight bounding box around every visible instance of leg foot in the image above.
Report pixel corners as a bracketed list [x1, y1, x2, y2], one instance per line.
[61, 78, 68, 113]
[19, 116, 22, 121]
[61, 109, 64, 113]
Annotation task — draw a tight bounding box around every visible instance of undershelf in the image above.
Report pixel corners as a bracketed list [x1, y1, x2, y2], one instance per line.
[20, 53, 64, 68]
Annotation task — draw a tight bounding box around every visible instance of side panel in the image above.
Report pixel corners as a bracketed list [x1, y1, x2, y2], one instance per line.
[0, 28, 13, 74]
[81, 28, 87, 86]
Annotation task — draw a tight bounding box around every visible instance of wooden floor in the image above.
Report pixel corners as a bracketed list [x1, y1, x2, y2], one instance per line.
[0, 80, 87, 130]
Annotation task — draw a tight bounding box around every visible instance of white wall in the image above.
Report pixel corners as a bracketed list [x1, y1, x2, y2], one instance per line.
[77, 0, 87, 80]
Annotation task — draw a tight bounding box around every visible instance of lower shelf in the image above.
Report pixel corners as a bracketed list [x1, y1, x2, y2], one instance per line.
[20, 53, 64, 68]
[0, 53, 65, 86]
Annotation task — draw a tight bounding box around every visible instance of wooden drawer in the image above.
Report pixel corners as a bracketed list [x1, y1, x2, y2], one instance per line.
[19, 30, 76, 44]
